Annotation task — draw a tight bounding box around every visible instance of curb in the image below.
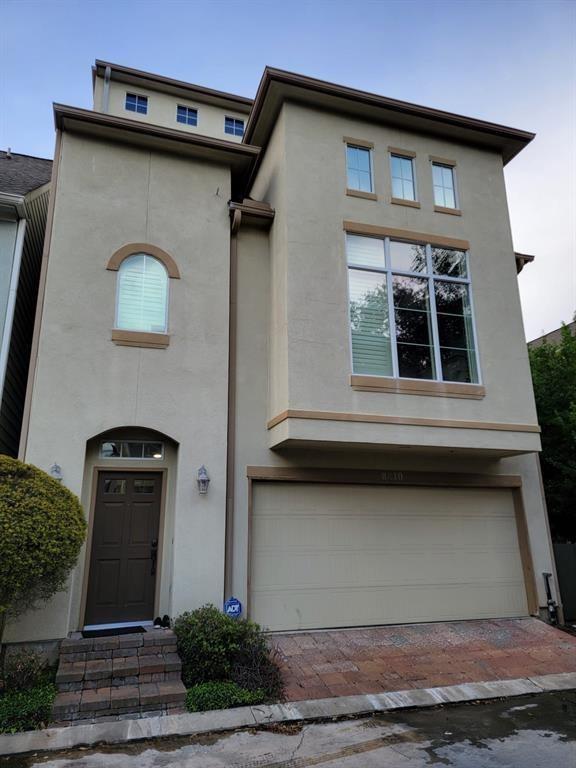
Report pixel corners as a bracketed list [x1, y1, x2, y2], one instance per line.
[1, 672, 575, 757]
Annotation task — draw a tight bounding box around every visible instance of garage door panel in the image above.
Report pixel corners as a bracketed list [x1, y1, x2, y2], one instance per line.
[250, 483, 529, 631]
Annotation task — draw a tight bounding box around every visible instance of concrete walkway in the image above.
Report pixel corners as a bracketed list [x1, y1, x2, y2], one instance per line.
[270, 618, 576, 700]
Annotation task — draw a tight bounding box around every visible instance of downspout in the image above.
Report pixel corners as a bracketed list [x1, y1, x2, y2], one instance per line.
[224, 208, 242, 599]
[101, 65, 111, 113]
[0, 215, 27, 400]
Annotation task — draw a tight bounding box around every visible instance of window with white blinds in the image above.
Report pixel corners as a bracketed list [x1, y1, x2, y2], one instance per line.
[347, 234, 480, 383]
[115, 254, 169, 333]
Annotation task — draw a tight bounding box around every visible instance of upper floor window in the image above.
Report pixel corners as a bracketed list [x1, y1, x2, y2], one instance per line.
[432, 162, 457, 208]
[225, 117, 244, 136]
[346, 144, 373, 193]
[347, 234, 479, 383]
[116, 253, 168, 333]
[390, 153, 416, 201]
[177, 105, 198, 126]
[125, 93, 148, 115]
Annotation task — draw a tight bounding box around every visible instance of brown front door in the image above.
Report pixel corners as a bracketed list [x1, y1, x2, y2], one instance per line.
[85, 472, 162, 626]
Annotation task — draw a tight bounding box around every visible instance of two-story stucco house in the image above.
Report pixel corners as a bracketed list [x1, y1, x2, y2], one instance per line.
[7, 60, 560, 644]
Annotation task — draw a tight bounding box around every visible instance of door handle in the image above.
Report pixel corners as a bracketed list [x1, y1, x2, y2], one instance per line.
[151, 539, 158, 576]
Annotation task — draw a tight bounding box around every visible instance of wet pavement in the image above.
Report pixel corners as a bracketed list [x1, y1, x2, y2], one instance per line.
[2, 691, 575, 767]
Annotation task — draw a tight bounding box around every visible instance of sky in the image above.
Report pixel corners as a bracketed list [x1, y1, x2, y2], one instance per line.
[1, 0, 574, 341]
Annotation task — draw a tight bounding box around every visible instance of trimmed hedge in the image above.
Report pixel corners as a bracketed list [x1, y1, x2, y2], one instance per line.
[0, 456, 86, 627]
[186, 681, 264, 712]
[0, 684, 56, 733]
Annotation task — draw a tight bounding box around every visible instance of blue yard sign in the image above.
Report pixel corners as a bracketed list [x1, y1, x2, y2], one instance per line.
[224, 596, 242, 619]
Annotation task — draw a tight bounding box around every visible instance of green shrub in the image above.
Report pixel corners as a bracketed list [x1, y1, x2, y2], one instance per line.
[3, 650, 48, 692]
[0, 456, 86, 674]
[0, 683, 56, 733]
[174, 605, 284, 701]
[186, 681, 264, 712]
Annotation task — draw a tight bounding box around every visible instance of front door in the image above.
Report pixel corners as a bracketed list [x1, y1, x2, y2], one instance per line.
[85, 472, 162, 626]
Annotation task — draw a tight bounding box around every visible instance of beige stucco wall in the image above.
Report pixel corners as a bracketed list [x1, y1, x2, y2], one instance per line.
[249, 101, 540, 454]
[7, 132, 232, 642]
[93, 76, 248, 142]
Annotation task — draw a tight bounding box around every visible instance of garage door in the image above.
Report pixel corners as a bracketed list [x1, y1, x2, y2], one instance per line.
[250, 483, 529, 631]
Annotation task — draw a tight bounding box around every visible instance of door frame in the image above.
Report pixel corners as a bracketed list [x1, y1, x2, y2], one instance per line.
[245, 466, 539, 623]
[80, 466, 168, 629]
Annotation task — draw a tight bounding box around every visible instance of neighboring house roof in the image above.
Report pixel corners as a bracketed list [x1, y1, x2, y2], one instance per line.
[529, 321, 576, 348]
[0, 151, 52, 196]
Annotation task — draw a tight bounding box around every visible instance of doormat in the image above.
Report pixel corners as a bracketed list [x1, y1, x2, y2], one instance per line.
[81, 626, 146, 638]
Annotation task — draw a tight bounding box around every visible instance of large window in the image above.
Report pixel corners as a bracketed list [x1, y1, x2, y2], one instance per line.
[432, 163, 457, 208]
[115, 254, 168, 333]
[390, 154, 416, 201]
[346, 144, 373, 193]
[347, 234, 479, 383]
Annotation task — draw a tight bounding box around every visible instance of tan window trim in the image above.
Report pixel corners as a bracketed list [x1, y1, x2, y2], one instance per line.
[111, 329, 169, 349]
[343, 136, 374, 149]
[267, 409, 540, 434]
[434, 205, 462, 216]
[391, 197, 420, 209]
[350, 375, 485, 400]
[343, 220, 469, 251]
[429, 155, 457, 167]
[346, 189, 377, 201]
[388, 146, 416, 158]
[107, 243, 181, 279]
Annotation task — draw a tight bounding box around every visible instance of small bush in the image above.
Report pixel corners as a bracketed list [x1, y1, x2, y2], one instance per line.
[0, 683, 56, 733]
[186, 681, 264, 712]
[3, 650, 48, 692]
[174, 605, 284, 701]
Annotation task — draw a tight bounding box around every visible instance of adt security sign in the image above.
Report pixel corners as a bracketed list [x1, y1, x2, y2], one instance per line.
[224, 597, 242, 619]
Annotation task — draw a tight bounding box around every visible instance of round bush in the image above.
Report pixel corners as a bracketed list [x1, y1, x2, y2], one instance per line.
[0, 456, 86, 632]
[185, 681, 264, 712]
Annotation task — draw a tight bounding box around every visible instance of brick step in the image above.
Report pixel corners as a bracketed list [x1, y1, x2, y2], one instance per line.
[52, 680, 187, 726]
[56, 652, 182, 689]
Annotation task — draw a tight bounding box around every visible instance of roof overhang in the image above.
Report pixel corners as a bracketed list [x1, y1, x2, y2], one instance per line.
[93, 60, 253, 114]
[245, 68, 535, 165]
[53, 104, 260, 174]
[515, 251, 536, 273]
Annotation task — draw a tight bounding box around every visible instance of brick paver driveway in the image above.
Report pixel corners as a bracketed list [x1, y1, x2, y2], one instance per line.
[270, 618, 576, 701]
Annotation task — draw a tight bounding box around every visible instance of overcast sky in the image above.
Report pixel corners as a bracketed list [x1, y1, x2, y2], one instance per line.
[1, 0, 574, 341]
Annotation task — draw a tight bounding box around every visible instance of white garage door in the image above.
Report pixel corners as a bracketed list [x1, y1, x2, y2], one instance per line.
[250, 483, 529, 631]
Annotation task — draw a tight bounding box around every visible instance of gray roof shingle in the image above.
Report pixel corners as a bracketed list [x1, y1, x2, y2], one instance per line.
[0, 151, 52, 196]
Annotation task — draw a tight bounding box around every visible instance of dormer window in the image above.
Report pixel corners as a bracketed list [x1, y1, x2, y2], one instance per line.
[125, 93, 148, 115]
[225, 117, 244, 137]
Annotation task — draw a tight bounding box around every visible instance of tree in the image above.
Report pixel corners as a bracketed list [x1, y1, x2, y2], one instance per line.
[528, 324, 576, 541]
[0, 456, 86, 676]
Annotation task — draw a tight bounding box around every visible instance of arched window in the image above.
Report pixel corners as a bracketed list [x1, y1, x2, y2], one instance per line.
[115, 253, 168, 333]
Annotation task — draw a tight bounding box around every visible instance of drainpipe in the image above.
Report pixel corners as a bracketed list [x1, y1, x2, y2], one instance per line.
[0, 206, 26, 401]
[101, 65, 111, 113]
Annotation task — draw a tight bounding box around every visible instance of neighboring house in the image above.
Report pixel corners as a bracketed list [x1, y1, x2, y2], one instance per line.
[528, 321, 576, 348]
[7, 60, 562, 643]
[0, 151, 52, 456]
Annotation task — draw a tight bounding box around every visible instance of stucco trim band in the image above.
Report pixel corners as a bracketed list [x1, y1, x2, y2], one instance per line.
[343, 136, 374, 149]
[107, 243, 181, 278]
[390, 197, 421, 209]
[350, 375, 485, 399]
[434, 205, 462, 216]
[343, 220, 470, 250]
[346, 189, 378, 201]
[111, 330, 170, 349]
[388, 146, 417, 158]
[266, 409, 541, 434]
[429, 155, 457, 166]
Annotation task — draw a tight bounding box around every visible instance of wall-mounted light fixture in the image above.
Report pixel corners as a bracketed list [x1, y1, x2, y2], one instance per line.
[50, 463, 63, 482]
[197, 465, 210, 495]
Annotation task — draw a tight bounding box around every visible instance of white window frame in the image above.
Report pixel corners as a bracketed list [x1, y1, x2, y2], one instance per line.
[389, 153, 417, 201]
[345, 143, 374, 193]
[114, 254, 170, 335]
[125, 92, 148, 115]
[346, 235, 482, 385]
[432, 162, 459, 209]
[176, 104, 198, 126]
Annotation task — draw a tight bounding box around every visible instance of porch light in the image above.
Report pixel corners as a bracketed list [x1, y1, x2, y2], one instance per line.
[197, 465, 210, 494]
[50, 463, 63, 482]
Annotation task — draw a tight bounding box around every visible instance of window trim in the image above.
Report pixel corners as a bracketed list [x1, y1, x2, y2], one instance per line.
[176, 104, 198, 126]
[431, 158, 460, 212]
[344, 139, 375, 197]
[125, 92, 148, 115]
[114, 253, 170, 336]
[388, 147, 419, 206]
[107, 243, 181, 278]
[345, 229, 482, 387]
